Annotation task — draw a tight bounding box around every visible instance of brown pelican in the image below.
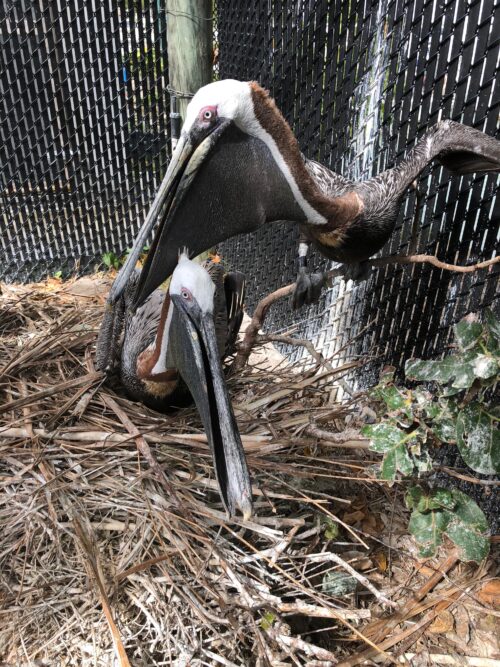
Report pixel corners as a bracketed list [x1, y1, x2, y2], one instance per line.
[108, 79, 500, 313]
[96, 252, 252, 520]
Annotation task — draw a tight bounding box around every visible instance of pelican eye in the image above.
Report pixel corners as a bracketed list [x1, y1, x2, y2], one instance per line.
[181, 288, 192, 301]
[199, 106, 217, 123]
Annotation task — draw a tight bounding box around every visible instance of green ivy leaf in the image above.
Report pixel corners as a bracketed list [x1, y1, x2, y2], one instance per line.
[406, 350, 494, 391]
[421, 398, 458, 443]
[406, 486, 455, 513]
[432, 418, 457, 443]
[322, 516, 340, 540]
[363, 423, 420, 480]
[374, 385, 410, 412]
[445, 522, 490, 563]
[450, 488, 489, 532]
[412, 450, 433, 473]
[445, 489, 489, 562]
[102, 251, 120, 270]
[484, 309, 500, 345]
[405, 357, 464, 385]
[454, 320, 483, 351]
[422, 400, 440, 419]
[407, 487, 489, 562]
[380, 446, 413, 479]
[362, 423, 408, 452]
[102, 252, 113, 267]
[450, 351, 481, 389]
[408, 502, 451, 557]
[322, 571, 358, 597]
[427, 488, 457, 510]
[405, 485, 424, 509]
[456, 403, 500, 474]
[471, 354, 499, 379]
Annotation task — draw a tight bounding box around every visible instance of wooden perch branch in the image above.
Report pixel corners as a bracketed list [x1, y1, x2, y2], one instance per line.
[232, 253, 499, 372]
[366, 253, 500, 275]
[232, 283, 296, 372]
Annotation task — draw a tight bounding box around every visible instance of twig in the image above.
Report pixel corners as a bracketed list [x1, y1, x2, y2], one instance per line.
[338, 588, 464, 667]
[390, 656, 500, 667]
[233, 253, 500, 371]
[261, 334, 334, 372]
[101, 393, 180, 505]
[305, 423, 370, 449]
[0, 372, 102, 415]
[306, 552, 397, 608]
[0, 426, 269, 449]
[276, 600, 370, 621]
[73, 517, 132, 667]
[265, 625, 339, 663]
[366, 253, 500, 275]
[239, 362, 360, 411]
[232, 283, 296, 372]
[366, 550, 459, 644]
[412, 551, 460, 602]
[437, 465, 500, 486]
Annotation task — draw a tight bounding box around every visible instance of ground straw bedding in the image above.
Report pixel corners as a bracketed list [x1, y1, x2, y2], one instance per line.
[0, 278, 497, 666]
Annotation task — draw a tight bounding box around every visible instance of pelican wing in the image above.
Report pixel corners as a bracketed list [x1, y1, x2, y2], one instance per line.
[224, 271, 246, 357]
[202, 260, 246, 358]
[96, 271, 141, 373]
[377, 120, 500, 196]
[305, 158, 353, 197]
[432, 121, 500, 174]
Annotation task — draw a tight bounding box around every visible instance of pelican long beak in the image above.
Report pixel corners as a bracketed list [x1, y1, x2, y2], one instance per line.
[108, 121, 231, 309]
[168, 294, 253, 520]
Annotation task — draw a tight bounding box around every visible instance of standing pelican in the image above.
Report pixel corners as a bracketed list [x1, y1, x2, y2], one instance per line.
[96, 252, 252, 520]
[108, 79, 500, 317]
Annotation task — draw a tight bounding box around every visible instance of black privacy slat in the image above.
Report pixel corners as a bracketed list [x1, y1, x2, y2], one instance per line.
[0, 0, 170, 281]
[216, 0, 499, 377]
[0, 0, 498, 376]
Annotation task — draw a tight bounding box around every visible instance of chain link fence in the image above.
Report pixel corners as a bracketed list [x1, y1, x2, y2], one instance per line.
[217, 0, 499, 378]
[0, 0, 170, 282]
[1, 0, 499, 376]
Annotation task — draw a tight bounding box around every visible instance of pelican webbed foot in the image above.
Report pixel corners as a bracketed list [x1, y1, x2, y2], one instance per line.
[292, 265, 328, 309]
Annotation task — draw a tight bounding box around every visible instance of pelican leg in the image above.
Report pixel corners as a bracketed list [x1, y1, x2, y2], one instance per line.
[340, 261, 372, 283]
[292, 239, 328, 309]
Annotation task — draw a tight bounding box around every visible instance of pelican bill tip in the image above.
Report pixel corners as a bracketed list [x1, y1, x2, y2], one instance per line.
[238, 497, 253, 523]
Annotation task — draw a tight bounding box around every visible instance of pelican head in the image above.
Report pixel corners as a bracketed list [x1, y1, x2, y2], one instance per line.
[150, 251, 252, 520]
[109, 80, 313, 308]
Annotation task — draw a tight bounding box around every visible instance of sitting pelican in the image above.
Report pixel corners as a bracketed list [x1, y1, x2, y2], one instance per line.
[96, 252, 252, 520]
[108, 79, 500, 315]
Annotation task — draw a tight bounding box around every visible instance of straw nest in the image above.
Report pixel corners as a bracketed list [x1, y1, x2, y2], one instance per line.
[0, 277, 497, 667]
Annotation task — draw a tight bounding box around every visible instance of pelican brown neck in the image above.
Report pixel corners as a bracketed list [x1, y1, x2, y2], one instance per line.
[136, 292, 175, 381]
[249, 83, 360, 228]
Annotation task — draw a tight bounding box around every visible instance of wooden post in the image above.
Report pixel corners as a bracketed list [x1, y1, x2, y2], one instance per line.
[166, 0, 213, 262]
[166, 0, 212, 123]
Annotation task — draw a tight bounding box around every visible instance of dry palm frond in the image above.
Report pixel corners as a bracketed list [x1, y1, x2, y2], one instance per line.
[0, 278, 495, 666]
